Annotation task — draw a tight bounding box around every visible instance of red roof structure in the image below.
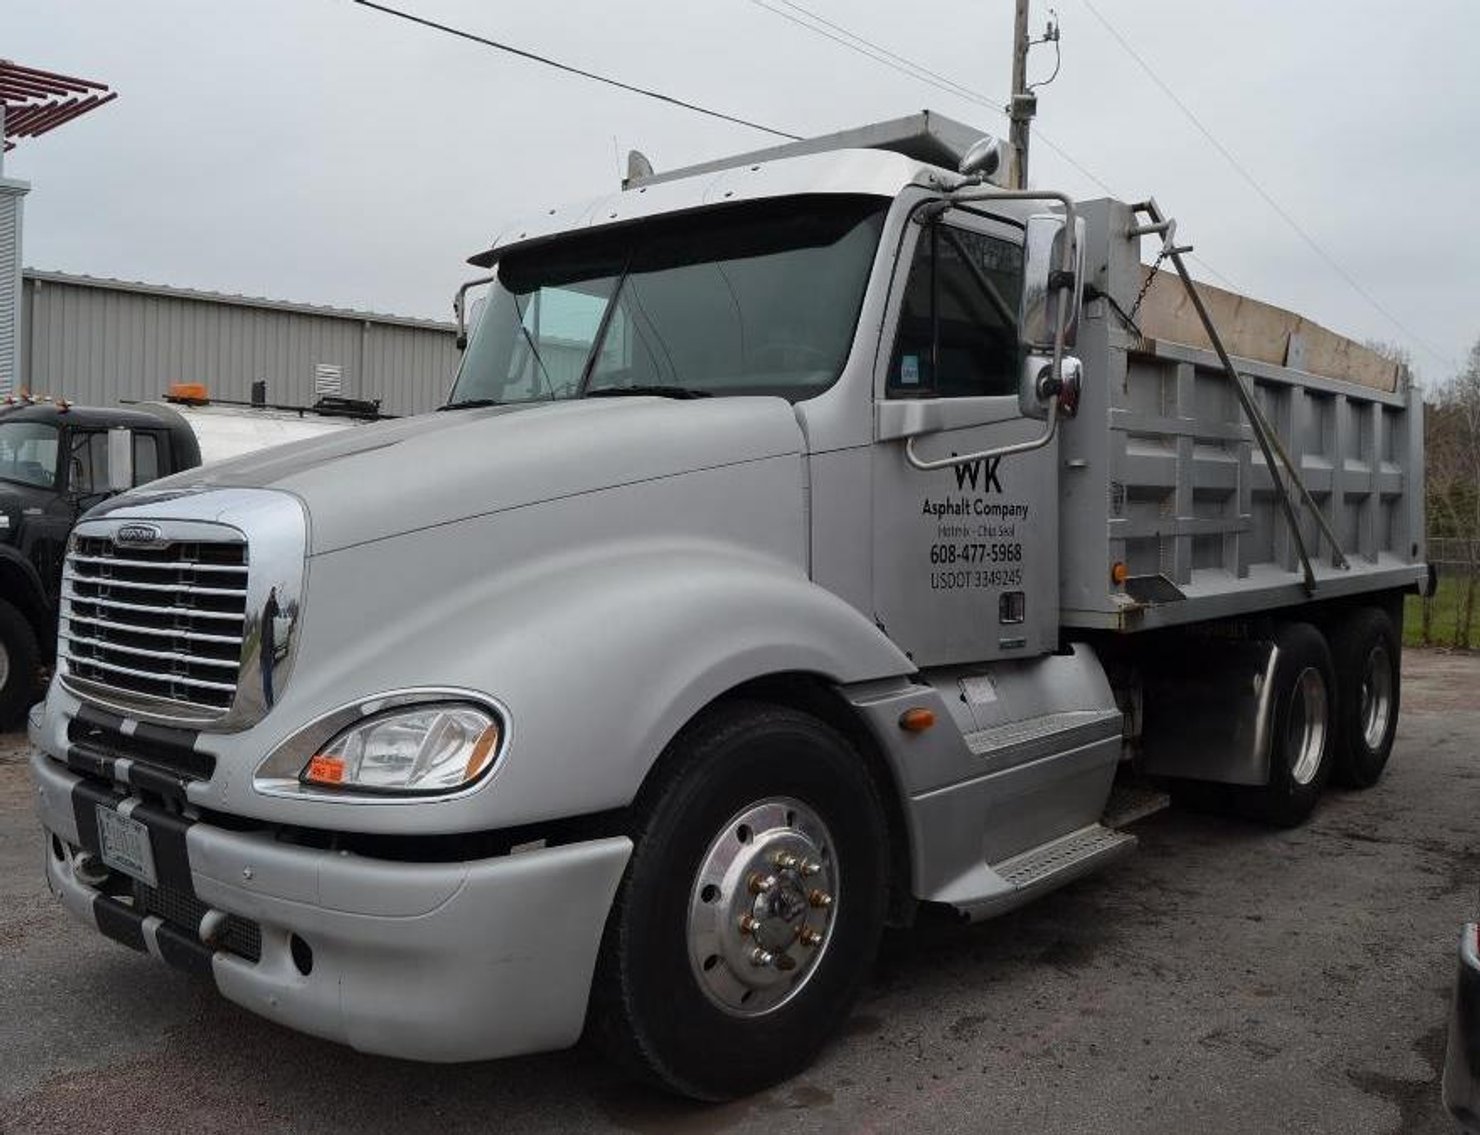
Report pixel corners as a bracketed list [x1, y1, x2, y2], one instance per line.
[1, 59, 115, 152]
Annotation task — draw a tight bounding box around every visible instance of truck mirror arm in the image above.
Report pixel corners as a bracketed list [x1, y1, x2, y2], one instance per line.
[454, 275, 497, 353]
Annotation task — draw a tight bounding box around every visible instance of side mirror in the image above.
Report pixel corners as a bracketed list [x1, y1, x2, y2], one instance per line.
[1018, 213, 1086, 419]
[106, 427, 134, 493]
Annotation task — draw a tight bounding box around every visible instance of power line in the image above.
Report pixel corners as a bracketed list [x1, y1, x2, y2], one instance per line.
[757, 0, 984, 105]
[351, 0, 800, 141]
[1075, 0, 1453, 370]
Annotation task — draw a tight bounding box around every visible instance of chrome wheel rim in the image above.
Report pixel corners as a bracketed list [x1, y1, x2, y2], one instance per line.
[686, 797, 838, 1018]
[1288, 666, 1329, 786]
[1360, 644, 1394, 751]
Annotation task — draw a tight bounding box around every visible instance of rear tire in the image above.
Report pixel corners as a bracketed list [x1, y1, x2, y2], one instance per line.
[0, 599, 39, 728]
[1329, 606, 1400, 789]
[589, 702, 888, 1100]
[1230, 621, 1337, 827]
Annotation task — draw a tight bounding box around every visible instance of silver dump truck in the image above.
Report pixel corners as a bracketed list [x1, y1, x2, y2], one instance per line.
[28, 113, 1427, 1099]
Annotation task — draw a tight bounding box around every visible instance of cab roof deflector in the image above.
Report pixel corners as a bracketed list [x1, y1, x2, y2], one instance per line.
[624, 110, 988, 190]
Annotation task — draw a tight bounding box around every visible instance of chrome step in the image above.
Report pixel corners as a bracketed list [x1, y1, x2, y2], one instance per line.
[1101, 783, 1171, 829]
[995, 823, 1136, 889]
[954, 823, 1136, 921]
[962, 708, 1122, 770]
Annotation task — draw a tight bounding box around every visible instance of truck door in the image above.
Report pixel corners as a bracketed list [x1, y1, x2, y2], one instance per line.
[871, 208, 1058, 667]
[0, 418, 68, 606]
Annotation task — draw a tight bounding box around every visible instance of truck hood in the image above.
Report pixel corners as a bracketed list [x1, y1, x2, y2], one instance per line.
[136, 397, 805, 554]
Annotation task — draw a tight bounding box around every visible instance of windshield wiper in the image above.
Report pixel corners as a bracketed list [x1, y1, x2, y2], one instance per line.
[583, 385, 713, 400]
[437, 398, 502, 411]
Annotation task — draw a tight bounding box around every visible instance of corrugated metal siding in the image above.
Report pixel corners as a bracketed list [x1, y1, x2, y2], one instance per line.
[0, 193, 19, 396]
[19, 272, 461, 415]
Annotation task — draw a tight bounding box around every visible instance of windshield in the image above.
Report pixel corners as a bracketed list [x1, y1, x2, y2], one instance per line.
[0, 421, 59, 488]
[449, 195, 888, 406]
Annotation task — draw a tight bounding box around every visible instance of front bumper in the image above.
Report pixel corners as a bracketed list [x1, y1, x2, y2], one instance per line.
[1445, 923, 1480, 1132]
[32, 750, 631, 1062]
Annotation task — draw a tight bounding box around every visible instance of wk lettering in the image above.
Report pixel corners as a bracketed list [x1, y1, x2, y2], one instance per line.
[952, 457, 1003, 493]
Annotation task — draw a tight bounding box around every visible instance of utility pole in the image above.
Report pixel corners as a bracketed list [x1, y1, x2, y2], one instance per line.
[1007, 0, 1037, 190]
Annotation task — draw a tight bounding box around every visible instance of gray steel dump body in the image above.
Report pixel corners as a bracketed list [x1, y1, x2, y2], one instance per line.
[1060, 198, 1426, 631]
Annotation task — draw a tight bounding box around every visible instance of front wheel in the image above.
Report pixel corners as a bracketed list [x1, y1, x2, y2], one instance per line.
[589, 702, 889, 1100]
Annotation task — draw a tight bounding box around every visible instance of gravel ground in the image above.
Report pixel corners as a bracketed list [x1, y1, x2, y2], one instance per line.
[1, 649, 1474, 1134]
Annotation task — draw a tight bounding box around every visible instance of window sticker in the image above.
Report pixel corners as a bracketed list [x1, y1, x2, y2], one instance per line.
[900, 353, 920, 385]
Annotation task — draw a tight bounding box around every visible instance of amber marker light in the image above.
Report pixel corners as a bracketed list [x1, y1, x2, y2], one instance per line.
[464, 723, 501, 781]
[305, 754, 346, 785]
[1111, 561, 1129, 586]
[167, 382, 210, 404]
[898, 707, 937, 732]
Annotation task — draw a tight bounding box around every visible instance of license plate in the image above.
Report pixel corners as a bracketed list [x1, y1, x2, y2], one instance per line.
[96, 805, 158, 887]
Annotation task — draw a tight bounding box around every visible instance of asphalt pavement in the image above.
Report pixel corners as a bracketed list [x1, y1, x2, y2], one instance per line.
[2, 650, 1475, 1134]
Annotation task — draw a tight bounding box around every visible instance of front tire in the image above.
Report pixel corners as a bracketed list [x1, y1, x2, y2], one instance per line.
[1329, 606, 1400, 789]
[589, 702, 888, 1100]
[0, 598, 39, 728]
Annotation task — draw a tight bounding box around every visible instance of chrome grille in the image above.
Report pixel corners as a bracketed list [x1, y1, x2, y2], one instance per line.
[60, 534, 248, 713]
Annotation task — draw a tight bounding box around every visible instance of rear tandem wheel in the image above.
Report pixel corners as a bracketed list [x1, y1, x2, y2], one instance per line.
[1229, 620, 1338, 827]
[1328, 606, 1401, 789]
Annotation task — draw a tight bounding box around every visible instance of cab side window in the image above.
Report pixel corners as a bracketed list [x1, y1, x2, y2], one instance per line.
[888, 223, 1024, 398]
[133, 433, 160, 485]
[67, 431, 109, 496]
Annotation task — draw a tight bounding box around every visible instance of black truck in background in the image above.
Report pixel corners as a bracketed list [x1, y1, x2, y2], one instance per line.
[0, 400, 201, 723]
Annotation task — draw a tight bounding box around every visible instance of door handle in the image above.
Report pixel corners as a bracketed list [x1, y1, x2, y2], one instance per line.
[903, 396, 1061, 471]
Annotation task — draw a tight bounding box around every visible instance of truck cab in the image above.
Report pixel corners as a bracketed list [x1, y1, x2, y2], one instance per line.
[0, 400, 199, 720]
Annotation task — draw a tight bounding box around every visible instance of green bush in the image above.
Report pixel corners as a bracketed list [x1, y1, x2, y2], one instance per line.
[1404, 574, 1477, 648]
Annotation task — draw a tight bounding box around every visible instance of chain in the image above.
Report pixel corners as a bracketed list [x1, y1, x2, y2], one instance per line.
[1127, 242, 1172, 325]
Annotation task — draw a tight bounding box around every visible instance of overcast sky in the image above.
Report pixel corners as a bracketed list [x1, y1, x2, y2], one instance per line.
[6, 0, 1476, 381]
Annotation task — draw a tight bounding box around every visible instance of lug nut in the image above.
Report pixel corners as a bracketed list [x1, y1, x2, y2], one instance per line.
[750, 948, 775, 967]
[799, 928, 824, 948]
[799, 858, 822, 877]
[738, 915, 760, 935]
[748, 873, 778, 895]
[773, 852, 799, 870]
[809, 889, 833, 908]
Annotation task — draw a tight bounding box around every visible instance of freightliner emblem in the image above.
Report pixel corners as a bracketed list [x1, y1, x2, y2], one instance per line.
[115, 523, 163, 546]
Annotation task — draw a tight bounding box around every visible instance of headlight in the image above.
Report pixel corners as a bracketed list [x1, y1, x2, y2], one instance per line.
[302, 704, 501, 793]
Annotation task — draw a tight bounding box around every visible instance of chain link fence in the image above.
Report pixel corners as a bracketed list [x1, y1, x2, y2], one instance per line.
[1413, 538, 1479, 648]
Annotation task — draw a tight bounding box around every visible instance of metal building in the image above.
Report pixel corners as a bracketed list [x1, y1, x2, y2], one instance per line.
[2, 59, 116, 400]
[18, 269, 460, 416]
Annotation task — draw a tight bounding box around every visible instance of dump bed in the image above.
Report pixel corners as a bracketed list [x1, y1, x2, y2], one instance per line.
[1059, 199, 1427, 631]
